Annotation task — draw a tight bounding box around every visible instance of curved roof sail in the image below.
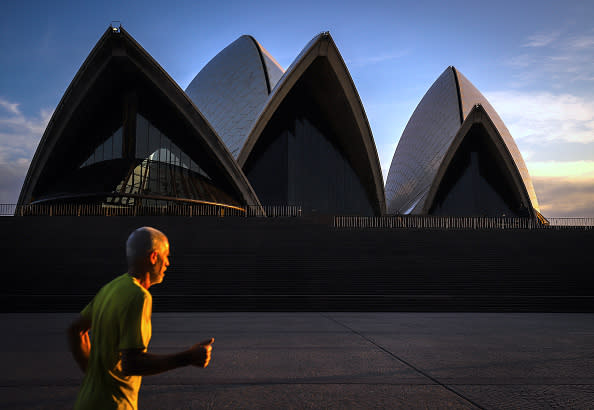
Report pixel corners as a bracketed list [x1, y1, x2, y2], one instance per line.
[239, 32, 386, 216]
[185, 36, 284, 158]
[18, 26, 262, 210]
[385, 66, 539, 216]
[456, 70, 539, 211]
[424, 104, 536, 217]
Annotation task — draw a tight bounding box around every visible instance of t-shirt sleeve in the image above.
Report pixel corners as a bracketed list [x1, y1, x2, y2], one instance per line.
[118, 292, 152, 351]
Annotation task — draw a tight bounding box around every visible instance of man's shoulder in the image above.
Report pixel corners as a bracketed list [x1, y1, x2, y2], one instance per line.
[104, 273, 138, 289]
[98, 274, 150, 304]
[99, 273, 131, 293]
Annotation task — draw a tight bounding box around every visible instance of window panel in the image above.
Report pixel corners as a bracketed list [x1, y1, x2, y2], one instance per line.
[80, 126, 123, 168]
[136, 115, 149, 159]
[103, 134, 113, 161]
[113, 127, 123, 159]
[148, 123, 160, 159]
[72, 112, 233, 206]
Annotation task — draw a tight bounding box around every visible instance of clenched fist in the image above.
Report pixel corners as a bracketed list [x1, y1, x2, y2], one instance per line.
[188, 338, 214, 368]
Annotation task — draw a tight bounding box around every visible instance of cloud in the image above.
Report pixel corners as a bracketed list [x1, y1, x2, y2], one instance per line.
[348, 50, 409, 67]
[507, 30, 594, 88]
[485, 90, 594, 144]
[568, 35, 594, 50]
[0, 161, 29, 206]
[526, 160, 594, 178]
[522, 31, 561, 48]
[0, 97, 52, 203]
[528, 161, 594, 218]
[491, 29, 594, 220]
[505, 53, 534, 69]
[533, 176, 594, 218]
[0, 98, 21, 116]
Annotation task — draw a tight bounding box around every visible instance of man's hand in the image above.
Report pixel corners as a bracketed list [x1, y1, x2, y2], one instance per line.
[80, 329, 91, 358]
[121, 337, 215, 376]
[67, 315, 92, 373]
[188, 338, 214, 368]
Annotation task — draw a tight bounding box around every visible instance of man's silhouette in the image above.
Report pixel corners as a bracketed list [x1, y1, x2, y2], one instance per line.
[68, 226, 214, 409]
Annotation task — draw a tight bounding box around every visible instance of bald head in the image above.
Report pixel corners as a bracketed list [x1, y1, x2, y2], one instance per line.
[126, 226, 168, 269]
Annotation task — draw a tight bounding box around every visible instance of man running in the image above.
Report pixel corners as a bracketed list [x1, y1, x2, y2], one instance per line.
[68, 226, 214, 409]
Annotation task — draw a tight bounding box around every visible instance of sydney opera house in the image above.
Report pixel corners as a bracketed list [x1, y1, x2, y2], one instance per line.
[9, 26, 594, 314]
[17, 26, 542, 220]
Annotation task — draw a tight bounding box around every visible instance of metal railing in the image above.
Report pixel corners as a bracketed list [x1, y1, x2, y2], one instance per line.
[1, 203, 304, 218]
[545, 217, 594, 227]
[2, 203, 593, 229]
[333, 216, 594, 230]
[2, 203, 246, 217]
[0, 203, 15, 216]
[246, 205, 303, 217]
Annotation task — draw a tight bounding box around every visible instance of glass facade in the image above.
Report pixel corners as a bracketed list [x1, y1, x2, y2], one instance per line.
[104, 114, 218, 206]
[80, 127, 123, 167]
[245, 90, 374, 216]
[44, 113, 237, 207]
[429, 124, 529, 217]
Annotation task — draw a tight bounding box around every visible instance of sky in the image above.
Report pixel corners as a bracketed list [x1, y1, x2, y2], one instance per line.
[1, 0, 593, 217]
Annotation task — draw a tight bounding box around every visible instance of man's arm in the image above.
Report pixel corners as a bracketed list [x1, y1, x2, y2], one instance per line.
[67, 315, 92, 373]
[121, 338, 214, 377]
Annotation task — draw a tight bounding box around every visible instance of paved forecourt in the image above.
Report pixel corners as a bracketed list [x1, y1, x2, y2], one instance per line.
[1, 313, 594, 409]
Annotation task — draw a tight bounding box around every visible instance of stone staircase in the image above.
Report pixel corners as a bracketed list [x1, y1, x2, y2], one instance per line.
[1, 216, 592, 312]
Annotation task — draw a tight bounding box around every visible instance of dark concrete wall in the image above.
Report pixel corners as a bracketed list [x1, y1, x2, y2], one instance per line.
[1, 217, 592, 312]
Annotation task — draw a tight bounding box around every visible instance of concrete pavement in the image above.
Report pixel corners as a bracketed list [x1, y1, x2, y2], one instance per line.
[1, 313, 593, 409]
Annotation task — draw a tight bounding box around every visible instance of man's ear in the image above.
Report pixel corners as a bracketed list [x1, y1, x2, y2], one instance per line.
[149, 251, 159, 265]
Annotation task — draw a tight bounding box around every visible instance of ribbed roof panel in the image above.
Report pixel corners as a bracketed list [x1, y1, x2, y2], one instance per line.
[254, 40, 284, 91]
[386, 66, 539, 214]
[385, 67, 462, 214]
[185, 36, 283, 158]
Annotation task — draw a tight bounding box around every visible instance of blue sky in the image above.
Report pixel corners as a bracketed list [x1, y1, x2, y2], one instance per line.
[1, 0, 593, 216]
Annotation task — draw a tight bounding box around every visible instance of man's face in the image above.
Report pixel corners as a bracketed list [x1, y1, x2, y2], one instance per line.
[149, 239, 170, 286]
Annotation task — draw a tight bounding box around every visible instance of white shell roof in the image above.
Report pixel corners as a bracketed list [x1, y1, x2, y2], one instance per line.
[456, 70, 539, 211]
[385, 66, 539, 214]
[185, 35, 284, 158]
[237, 32, 386, 215]
[256, 39, 284, 91]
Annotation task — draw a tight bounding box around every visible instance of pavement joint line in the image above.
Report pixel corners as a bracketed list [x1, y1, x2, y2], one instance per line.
[0, 382, 444, 387]
[4, 382, 594, 388]
[320, 313, 487, 410]
[0, 380, 594, 389]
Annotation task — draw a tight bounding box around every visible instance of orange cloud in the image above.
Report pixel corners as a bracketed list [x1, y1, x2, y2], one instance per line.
[533, 176, 594, 217]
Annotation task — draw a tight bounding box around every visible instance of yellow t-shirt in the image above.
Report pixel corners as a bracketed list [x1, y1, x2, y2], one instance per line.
[74, 273, 152, 410]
